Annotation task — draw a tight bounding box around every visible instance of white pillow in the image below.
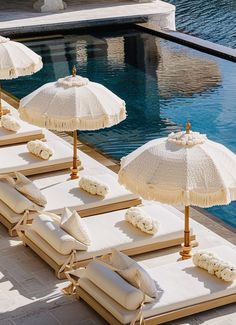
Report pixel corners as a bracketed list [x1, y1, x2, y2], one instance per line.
[0, 180, 41, 214]
[1, 114, 21, 132]
[86, 260, 144, 310]
[27, 140, 53, 160]
[193, 251, 236, 282]
[79, 176, 109, 197]
[97, 249, 158, 300]
[125, 207, 159, 234]
[14, 172, 47, 207]
[32, 213, 88, 255]
[60, 208, 91, 246]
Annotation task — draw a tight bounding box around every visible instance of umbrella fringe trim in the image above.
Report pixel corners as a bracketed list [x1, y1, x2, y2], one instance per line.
[19, 106, 126, 131]
[0, 60, 43, 80]
[118, 171, 236, 208]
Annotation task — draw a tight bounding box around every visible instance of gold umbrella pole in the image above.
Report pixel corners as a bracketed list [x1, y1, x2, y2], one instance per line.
[70, 130, 79, 180]
[180, 205, 192, 259]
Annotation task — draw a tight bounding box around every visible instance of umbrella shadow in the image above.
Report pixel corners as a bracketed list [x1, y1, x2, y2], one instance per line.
[68, 187, 103, 203]
[114, 220, 153, 241]
[18, 152, 40, 163]
[182, 266, 231, 292]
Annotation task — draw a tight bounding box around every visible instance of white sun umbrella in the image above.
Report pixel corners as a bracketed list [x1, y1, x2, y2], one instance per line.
[0, 35, 43, 117]
[118, 121, 236, 259]
[19, 67, 126, 179]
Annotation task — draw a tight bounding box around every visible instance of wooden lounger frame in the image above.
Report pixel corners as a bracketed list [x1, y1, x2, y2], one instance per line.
[1, 159, 82, 177]
[1, 198, 141, 236]
[0, 133, 44, 147]
[19, 230, 195, 279]
[76, 287, 236, 325]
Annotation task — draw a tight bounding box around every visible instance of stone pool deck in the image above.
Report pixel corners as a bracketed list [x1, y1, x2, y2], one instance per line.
[0, 96, 235, 325]
[0, 0, 175, 36]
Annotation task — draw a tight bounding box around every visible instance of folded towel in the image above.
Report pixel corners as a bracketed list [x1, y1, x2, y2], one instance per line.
[1, 114, 21, 132]
[125, 207, 159, 235]
[193, 251, 236, 282]
[79, 176, 109, 197]
[27, 140, 53, 160]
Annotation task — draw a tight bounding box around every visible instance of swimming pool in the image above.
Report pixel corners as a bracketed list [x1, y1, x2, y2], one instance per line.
[3, 28, 236, 228]
[167, 0, 236, 48]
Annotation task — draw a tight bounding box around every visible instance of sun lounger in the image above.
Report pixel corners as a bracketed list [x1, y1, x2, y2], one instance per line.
[0, 119, 44, 146]
[0, 140, 81, 176]
[76, 245, 236, 324]
[0, 170, 140, 236]
[18, 202, 195, 278]
[0, 104, 44, 146]
[38, 171, 140, 216]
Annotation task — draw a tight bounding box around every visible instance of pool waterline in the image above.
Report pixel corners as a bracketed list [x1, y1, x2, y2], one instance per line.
[2, 27, 236, 228]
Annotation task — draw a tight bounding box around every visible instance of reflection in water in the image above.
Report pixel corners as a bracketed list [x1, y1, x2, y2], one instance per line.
[2, 29, 236, 228]
[156, 42, 221, 97]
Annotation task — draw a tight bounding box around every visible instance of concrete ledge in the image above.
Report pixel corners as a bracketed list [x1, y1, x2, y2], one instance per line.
[137, 23, 236, 62]
[0, 0, 175, 37]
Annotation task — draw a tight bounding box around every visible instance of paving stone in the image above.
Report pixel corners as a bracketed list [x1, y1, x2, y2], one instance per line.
[13, 312, 61, 325]
[50, 301, 94, 324]
[0, 320, 16, 325]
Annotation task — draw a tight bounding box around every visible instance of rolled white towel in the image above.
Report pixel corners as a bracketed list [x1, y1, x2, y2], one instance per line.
[1, 114, 21, 131]
[27, 140, 53, 160]
[193, 251, 236, 282]
[125, 207, 159, 235]
[79, 176, 109, 197]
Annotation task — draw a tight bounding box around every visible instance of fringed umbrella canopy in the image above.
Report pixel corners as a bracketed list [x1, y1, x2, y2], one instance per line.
[19, 67, 126, 179]
[0, 35, 43, 117]
[19, 72, 126, 132]
[118, 122, 236, 258]
[0, 36, 42, 79]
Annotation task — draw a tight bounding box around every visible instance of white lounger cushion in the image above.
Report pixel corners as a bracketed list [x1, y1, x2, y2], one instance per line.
[0, 180, 41, 213]
[86, 260, 144, 310]
[79, 245, 236, 324]
[0, 199, 37, 224]
[39, 172, 138, 214]
[25, 202, 189, 263]
[0, 118, 42, 142]
[0, 140, 76, 174]
[31, 213, 88, 255]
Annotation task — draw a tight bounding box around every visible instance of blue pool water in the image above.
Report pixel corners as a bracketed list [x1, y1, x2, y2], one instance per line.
[2, 28, 236, 228]
[167, 0, 236, 48]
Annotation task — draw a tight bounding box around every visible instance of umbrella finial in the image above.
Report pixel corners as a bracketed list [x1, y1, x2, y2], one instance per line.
[72, 66, 77, 77]
[186, 120, 191, 134]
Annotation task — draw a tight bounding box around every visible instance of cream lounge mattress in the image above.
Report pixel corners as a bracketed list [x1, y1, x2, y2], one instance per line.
[38, 171, 138, 214]
[0, 119, 43, 144]
[24, 202, 189, 265]
[79, 245, 236, 324]
[0, 140, 76, 175]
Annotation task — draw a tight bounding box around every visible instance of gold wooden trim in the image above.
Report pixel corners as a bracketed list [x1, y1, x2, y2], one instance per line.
[76, 287, 236, 325]
[0, 159, 81, 177]
[0, 134, 44, 147]
[79, 198, 142, 217]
